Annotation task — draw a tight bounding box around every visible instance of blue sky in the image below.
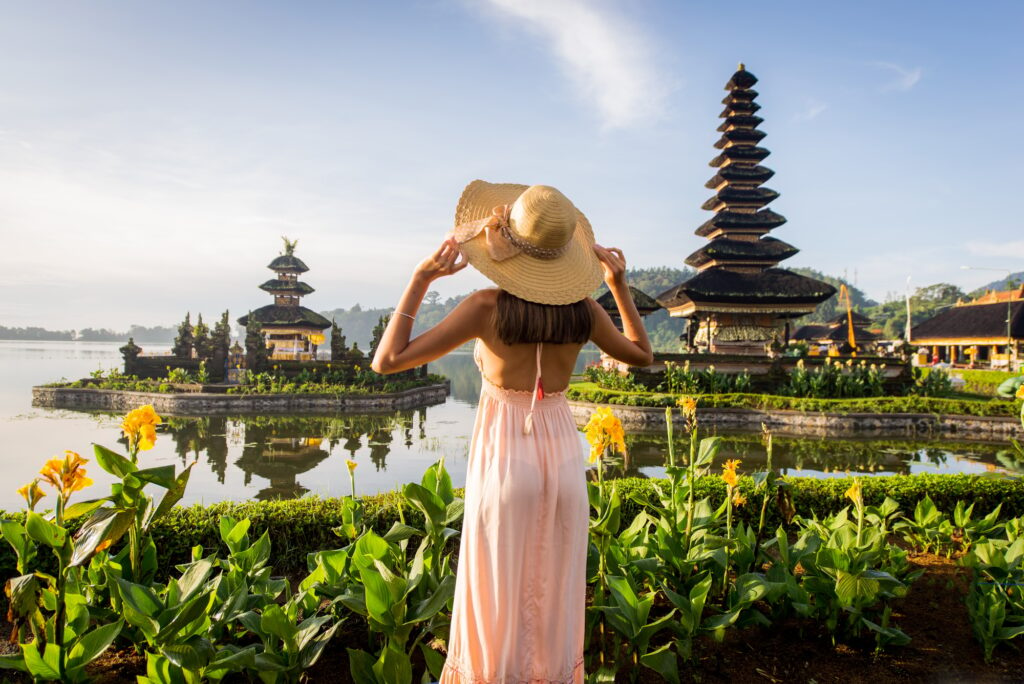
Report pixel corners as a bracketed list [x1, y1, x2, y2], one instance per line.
[2, 0, 1021, 329]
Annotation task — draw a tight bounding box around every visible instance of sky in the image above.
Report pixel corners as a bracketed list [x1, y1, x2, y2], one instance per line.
[2, 0, 1022, 330]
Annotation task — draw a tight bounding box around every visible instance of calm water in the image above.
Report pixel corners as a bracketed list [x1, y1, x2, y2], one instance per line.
[0, 341, 1016, 511]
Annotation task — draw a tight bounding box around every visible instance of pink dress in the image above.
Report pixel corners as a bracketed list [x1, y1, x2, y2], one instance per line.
[440, 342, 588, 683]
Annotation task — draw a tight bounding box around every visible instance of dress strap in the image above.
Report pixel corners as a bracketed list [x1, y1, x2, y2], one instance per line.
[523, 343, 544, 435]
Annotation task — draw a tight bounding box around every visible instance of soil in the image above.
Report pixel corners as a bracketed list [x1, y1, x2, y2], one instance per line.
[5, 552, 1023, 682]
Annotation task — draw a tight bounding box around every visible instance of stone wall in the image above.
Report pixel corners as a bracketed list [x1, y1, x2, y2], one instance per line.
[32, 383, 450, 416]
[569, 400, 1024, 440]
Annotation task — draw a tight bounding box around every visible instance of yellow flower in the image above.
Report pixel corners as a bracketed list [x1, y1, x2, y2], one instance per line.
[677, 396, 698, 420]
[39, 450, 94, 500]
[732, 491, 747, 507]
[584, 408, 626, 462]
[94, 539, 112, 553]
[17, 479, 46, 510]
[121, 405, 162, 452]
[845, 478, 863, 506]
[1016, 385, 1024, 400]
[721, 459, 741, 488]
[345, 459, 358, 474]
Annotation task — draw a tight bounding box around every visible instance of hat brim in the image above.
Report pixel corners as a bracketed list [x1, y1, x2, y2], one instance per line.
[453, 180, 604, 306]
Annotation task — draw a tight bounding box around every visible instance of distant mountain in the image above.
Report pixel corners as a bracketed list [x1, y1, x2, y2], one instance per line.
[973, 271, 1024, 296]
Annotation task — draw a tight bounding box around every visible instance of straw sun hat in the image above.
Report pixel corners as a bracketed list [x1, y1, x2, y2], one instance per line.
[450, 180, 604, 305]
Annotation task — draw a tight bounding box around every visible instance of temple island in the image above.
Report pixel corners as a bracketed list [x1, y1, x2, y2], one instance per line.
[33, 238, 449, 415]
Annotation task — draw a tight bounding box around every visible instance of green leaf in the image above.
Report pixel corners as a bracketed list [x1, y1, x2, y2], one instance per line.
[68, 620, 123, 669]
[640, 642, 680, 684]
[0, 653, 27, 672]
[299, 619, 340, 669]
[161, 636, 216, 671]
[21, 642, 61, 679]
[347, 648, 379, 684]
[835, 570, 881, 607]
[63, 499, 106, 521]
[93, 444, 138, 478]
[360, 566, 396, 629]
[115, 577, 162, 617]
[175, 557, 215, 603]
[70, 508, 133, 567]
[382, 522, 421, 543]
[407, 574, 455, 624]
[147, 464, 194, 529]
[25, 511, 66, 548]
[419, 642, 446, 679]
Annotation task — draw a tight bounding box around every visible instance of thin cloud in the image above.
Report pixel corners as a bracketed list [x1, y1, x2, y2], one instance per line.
[794, 98, 828, 122]
[871, 61, 922, 91]
[475, 0, 668, 129]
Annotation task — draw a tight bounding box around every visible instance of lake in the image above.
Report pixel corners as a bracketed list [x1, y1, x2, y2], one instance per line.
[0, 340, 1016, 511]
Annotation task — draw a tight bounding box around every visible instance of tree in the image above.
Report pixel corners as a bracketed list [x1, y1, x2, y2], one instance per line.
[172, 313, 194, 359]
[369, 314, 391, 360]
[244, 313, 270, 372]
[212, 311, 232, 360]
[193, 314, 211, 359]
[330, 319, 347, 361]
[424, 290, 441, 306]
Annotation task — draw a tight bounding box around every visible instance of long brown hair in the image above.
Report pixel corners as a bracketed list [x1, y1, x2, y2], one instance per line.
[494, 290, 592, 345]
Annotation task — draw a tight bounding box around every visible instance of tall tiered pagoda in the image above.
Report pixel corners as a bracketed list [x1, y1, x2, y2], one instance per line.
[238, 238, 331, 361]
[658, 65, 835, 355]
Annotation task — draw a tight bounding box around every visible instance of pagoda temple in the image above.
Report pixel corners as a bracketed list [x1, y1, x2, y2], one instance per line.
[658, 65, 835, 355]
[794, 311, 879, 354]
[238, 238, 331, 361]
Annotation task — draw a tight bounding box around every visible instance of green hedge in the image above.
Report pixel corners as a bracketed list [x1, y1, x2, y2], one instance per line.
[5, 475, 1022, 580]
[949, 369, 1019, 397]
[566, 382, 1019, 417]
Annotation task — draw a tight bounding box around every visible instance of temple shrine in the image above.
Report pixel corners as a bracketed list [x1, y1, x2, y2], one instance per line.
[238, 238, 331, 361]
[658, 65, 835, 355]
[911, 285, 1024, 369]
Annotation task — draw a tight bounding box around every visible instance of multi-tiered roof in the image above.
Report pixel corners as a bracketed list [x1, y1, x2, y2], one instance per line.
[238, 240, 331, 332]
[659, 65, 834, 332]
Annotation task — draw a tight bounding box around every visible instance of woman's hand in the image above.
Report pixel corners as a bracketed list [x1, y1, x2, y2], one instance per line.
[415, 238, 468, 283]
[594, 244, 627, 287]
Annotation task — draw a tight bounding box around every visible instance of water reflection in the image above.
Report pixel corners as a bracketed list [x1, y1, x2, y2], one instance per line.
[613, 430, 1016, 481]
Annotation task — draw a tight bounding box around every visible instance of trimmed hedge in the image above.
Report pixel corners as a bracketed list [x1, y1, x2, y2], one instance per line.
[950, 369, 1019, 397]
[5, 474, 1022, 580]
[566, 382, 1019, 417]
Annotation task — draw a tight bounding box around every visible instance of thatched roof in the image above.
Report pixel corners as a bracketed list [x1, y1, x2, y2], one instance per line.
[709, 146, 770, 167]
[658, 268, 836, 309]
[267, 255, 309, 273]
[596, 287, 661, 316]
[685, 236, 798, 269]
[701, 186, 779, 211]
[237, 306, 331, 330]
[259, 279, 315, 295]
[696, 209, 787, 237]
[911, 301, 1024, 342]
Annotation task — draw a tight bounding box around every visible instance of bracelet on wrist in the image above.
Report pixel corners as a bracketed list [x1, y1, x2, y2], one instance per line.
[395, 311, 416, 321]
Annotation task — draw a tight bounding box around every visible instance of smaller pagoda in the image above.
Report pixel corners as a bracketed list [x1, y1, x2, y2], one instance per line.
[596, 287, 661, 331]
[793, 311, 879, 353]
[658, 64, 835, 355]
[238, 238, 331, 361]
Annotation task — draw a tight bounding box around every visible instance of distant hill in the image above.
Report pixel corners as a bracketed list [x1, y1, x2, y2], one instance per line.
[972, 271, 1024, 296]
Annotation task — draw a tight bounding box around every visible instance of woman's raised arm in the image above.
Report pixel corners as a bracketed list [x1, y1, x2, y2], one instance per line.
[371, 238, 489, 374]
[588, 245, 654, 368]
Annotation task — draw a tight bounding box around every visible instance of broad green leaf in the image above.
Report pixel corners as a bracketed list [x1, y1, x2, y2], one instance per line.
[360, 566, 396, 629]
[147, 464, 194, 529]
[21, 642, 61, 679]
[640, 642, 680, 684]
[63, 499, 106, 521]
[25, 511, 66, 548]
[93, 444, 138, 478]
[68, 620, 123, 669]
[161, 636, 215, 671]
[407, 574, 455, 624]
[70, 508, 133, 567]
[347, 648, 379, 684]
[382, 522, 421, 543]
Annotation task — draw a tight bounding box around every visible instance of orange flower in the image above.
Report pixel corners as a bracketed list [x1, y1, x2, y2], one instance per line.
[39, 450, 94, 500]
[721, 459, 741, 488]
[94, 539, 112, 553]
[1016, 385, 1024, 401]
[677, 396, 698, 421]
[16, 479, 46, 511]
[584, 408, 627, 463]
[121, 405, 162, 452]
[845, 478, 863, 507]
[732, 491, 747, 507]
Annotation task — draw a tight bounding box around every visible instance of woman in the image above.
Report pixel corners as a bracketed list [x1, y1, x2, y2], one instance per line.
[372, 180, 653, 683]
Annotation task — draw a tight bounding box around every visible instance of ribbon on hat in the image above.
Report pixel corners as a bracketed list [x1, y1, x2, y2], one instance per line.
[450, 205, 570, 261]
